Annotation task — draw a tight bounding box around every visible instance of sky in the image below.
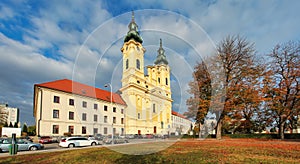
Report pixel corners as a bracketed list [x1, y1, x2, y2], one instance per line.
[0, 0, 299, 126]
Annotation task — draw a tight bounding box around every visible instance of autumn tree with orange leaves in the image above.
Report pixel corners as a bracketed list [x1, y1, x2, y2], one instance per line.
[186, 35, 263, 139]
[185, 60, 211, 137]
[263, 41, 300, 139]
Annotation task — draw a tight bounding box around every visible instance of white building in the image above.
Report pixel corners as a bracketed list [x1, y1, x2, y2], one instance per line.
[33, 79, 126, 136]
[170, 111, 193, 135]
[0, 103, 19, 126]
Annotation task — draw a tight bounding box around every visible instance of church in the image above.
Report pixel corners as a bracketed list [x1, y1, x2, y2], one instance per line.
[33, 12, 192, 137]
[120, 12, 173, 135]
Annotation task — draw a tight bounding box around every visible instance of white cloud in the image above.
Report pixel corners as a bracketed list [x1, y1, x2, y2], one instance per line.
[0, 5, 15, 19]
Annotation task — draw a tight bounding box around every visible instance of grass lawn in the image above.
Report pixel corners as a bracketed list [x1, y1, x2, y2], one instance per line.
[0, 138, 300, 164]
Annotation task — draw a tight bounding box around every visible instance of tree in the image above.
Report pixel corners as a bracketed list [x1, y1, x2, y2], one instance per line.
[9, 122, 13, 127]
[263, 41, 300, 139]
[22, 123, 28, 133]
[14, 122, 18, 128]
[28, 125, 36, 136]
[185, 60, 211, 137]
[212, 35, 258, 139]
[3, 122, 8, 127]
[229, 62, 264, 134]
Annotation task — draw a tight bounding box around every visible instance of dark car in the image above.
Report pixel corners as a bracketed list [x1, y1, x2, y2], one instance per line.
[0, 138, 44, 152]
[38, 136, 52, 144]
[103, 136, 129, 144]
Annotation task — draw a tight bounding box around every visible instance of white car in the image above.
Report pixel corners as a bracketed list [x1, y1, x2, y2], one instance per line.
[59, 137, 99, 148]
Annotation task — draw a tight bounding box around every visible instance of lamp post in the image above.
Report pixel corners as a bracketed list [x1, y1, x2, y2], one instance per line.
[104, 83, 114, 144]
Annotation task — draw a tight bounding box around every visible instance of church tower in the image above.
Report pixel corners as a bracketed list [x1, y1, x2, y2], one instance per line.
[120, 12, 172, 136]
[121, 11, 145, 88]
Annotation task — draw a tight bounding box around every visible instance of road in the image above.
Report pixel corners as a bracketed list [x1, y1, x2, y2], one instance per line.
[0, 138, 174, 157]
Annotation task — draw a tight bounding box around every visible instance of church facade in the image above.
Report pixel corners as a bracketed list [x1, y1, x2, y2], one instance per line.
[120, 12, 173, 135]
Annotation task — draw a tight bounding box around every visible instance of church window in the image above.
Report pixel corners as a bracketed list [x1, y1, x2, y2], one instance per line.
[137, 46, 140, 51]
[126, 59, 129, 69]
[136, 59, 140, 70]
[158, 77, 160, 83]
[166, 78, 168, 85]
[153, 104, 156, 113]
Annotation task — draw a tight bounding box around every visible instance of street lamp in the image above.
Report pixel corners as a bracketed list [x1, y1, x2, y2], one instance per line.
[104, 83, 114, 144]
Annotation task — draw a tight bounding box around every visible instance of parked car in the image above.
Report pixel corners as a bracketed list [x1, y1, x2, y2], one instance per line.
[103, 136, 129, 144]
[126, 134, 135, 139]
[20, 136, 33, 142]
[38, 136, 52, 144]
[59, 137, 99, 148]
[0, 138, 44, 152]
[94, 134, 104, 141]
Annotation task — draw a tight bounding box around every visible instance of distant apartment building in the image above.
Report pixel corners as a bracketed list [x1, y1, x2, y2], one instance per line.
[0, 103, 19, 126]
[33, 79, 126, 136]
[170, 111, 193, 135]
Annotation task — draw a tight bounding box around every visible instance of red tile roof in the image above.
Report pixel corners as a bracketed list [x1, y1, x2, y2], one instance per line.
[172, 110, 187, 119]
[35, 79, 126, 106]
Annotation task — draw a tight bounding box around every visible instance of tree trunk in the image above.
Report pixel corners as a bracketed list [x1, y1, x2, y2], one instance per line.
[216, 119, 222, 140]
[199, 122, 202, 138]
[279, 121, 285, 140]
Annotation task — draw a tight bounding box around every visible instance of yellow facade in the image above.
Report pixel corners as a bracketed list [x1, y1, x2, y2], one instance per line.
[120, 12, 172, 135]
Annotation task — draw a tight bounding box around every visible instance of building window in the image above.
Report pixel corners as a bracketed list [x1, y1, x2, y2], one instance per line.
[52, 125, 59, 134]
[104, 105, 108, 111]
[166, 78, 168, 85]
[54, 96, 60, 103]
[94, 114, 98, 122]
[68, 126, 74, 134]
[104, 116, 108, 123]
[104, 127, 107, 134]
[121, 109, 124, 114]
[53, 109, 59, 118]
[113, 107, 116, 113]
[94, 103, 98, 110]
[82, 113, 87, 121]
[138, 113, 141, 119]
[82, 101, 87, 108]
[69, 111, 74, 120]
[121, 118, 124, 124]
[121, 128, 124, 135]
[153, 104, 156, 113]
[69, 99, 74, 106]
[126, 59, 129, 69]
[93, 128, 98, 135]
[82, 126, 86, 134]
[136, 59, 140, 70]
[158, 77, 160, 83]
[113, 117, 116, 124]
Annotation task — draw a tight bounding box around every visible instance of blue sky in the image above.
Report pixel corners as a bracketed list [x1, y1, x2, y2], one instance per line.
[0, 0, 299, 125]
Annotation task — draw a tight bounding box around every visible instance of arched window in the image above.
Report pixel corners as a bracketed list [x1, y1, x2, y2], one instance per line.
[166, 78, 168, 85]
[136, 59, 140, 70]
[126, 59, 129, 69]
